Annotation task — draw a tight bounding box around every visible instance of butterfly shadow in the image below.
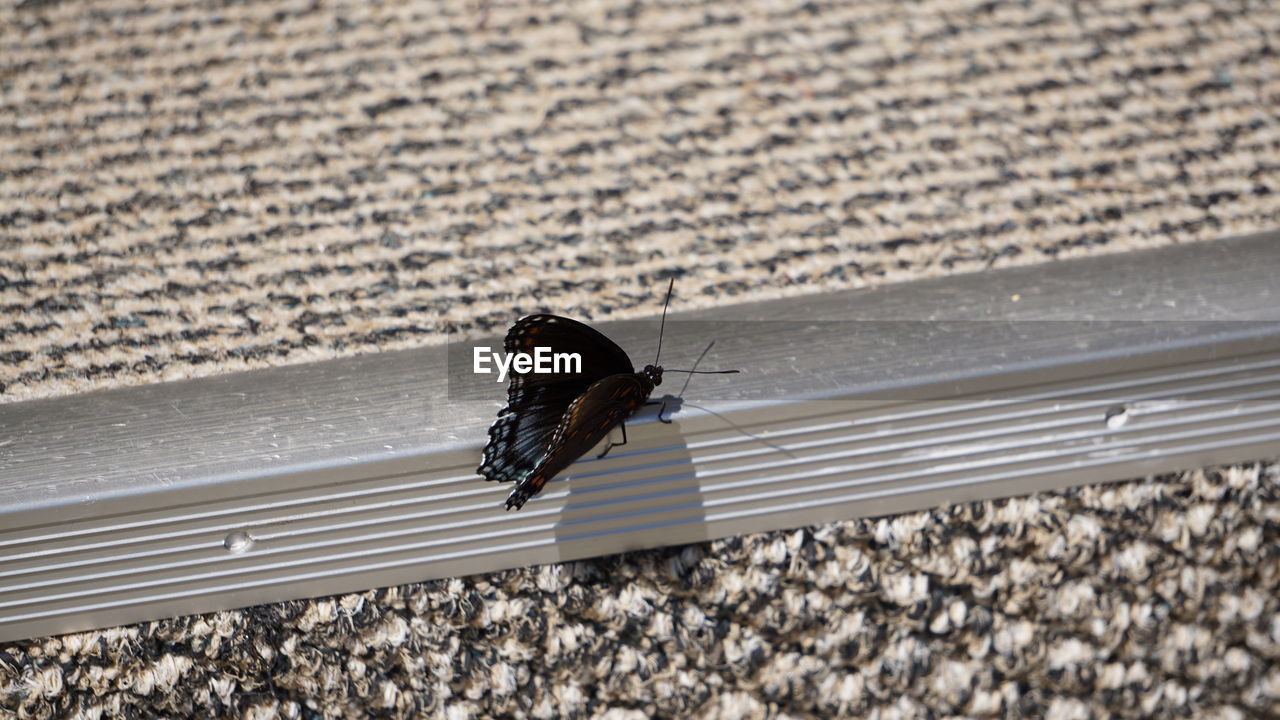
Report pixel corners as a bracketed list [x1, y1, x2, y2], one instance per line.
[550, 394, 714, 560]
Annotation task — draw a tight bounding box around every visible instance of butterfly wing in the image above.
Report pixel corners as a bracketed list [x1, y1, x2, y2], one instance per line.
[504, 373, 654, 510]
[477, 314, 635, 487]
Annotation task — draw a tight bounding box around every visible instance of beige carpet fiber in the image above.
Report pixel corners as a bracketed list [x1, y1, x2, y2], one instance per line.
[3, 0, 1279, 404]
[2, 0, 1279, 717]
[5, 462, 1279, 719]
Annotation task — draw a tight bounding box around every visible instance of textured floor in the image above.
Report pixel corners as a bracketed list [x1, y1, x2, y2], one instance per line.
[2, 0, 1280, 717]
[2, 0, 1279, 404]
[2, 462, 1278, 719]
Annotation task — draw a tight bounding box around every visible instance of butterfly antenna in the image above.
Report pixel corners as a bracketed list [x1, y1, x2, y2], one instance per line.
[676, 340, 714, 399]
[666, 340, 741, 406]
[654, 277, 674, 366]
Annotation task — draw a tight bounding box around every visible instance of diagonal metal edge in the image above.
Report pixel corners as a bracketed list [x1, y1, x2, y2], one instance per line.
[0, 232, 1278, 642]
[7, 378, 1279, 588]
[7, 353, 1280, 553]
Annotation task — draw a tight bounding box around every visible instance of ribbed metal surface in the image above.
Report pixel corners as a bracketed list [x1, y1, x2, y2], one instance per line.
[2, 233, 1278, 642]
[4, 349, 1280, 642]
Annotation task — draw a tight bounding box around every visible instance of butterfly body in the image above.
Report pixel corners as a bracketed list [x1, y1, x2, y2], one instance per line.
[477, 314, 663, 510]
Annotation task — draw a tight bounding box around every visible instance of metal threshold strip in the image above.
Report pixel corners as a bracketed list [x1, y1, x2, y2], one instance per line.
[2, 233, 1279, 642]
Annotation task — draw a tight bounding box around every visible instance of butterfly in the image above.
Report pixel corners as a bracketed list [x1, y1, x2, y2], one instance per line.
[477, 280, 738, 510]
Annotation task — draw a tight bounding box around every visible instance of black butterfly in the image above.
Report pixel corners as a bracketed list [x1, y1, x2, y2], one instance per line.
[477, 281, 737, 510]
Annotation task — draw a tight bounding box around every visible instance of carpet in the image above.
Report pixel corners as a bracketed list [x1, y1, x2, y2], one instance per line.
[3, 0, 1278, 404]
[2, 0, 1279, 716]
[3, 462, 1278, 718]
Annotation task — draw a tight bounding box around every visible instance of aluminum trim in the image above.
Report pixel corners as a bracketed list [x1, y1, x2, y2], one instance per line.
[1, 232, 1278, 642]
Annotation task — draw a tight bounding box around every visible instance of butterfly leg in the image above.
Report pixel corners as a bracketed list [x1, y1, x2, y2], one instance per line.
[644, 399, 674, 424]
[597, 422, 628, 459]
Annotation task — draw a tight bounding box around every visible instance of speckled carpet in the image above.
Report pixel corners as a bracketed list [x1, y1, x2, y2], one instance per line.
[2, 0, 1279, 717]
[5, 463, 1279, 719]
